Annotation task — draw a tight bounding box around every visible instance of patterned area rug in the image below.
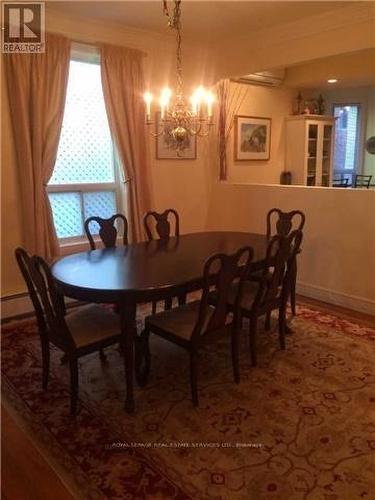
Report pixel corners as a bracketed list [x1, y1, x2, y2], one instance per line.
[2, 303, 375, 500]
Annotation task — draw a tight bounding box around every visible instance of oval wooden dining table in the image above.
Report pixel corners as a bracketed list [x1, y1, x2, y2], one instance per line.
[52, 231, 269, 413]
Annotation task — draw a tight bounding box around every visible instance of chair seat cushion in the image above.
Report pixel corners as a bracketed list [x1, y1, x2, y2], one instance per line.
[66, 304, 121, 348]
[145, 301, 213, 342]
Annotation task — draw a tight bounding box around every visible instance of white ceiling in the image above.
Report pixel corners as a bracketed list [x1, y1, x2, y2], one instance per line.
[283, 48, 375, 89]
[47, 1, 355, 44]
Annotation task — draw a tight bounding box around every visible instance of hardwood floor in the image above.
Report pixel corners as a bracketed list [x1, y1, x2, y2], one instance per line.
[1, 296, 373, 500]
[1, 406, 73, 500]
[296, 294, 375, 327]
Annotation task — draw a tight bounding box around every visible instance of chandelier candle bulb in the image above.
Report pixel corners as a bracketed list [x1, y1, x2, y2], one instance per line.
[144, 92, 153, 121]
[206, 92, 214, 118]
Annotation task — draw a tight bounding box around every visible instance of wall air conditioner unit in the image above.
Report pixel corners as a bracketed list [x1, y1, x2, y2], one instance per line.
[234, 69, 285, 88]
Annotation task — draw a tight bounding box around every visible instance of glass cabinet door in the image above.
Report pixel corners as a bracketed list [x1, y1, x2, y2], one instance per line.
[307, 124, 318, 186]
[321, 124, 333, 187]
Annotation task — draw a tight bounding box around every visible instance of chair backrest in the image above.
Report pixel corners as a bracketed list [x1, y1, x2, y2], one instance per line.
[192, 246, 253, 342]
[28, 255, 75, 351]
[15, 248, 46, 334]
[143, 209, 179, 241]
[84, 214, 128, 250]
[253, 230, 303, 311]
[354, 174, 372, 188]
[266, 208, 305, 238]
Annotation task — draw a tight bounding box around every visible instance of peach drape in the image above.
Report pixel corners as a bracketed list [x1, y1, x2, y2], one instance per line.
[100, 44, 151, 242]
[4, 33, 70, 260]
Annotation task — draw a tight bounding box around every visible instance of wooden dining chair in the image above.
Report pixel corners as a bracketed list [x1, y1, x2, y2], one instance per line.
[354, 174, 372, 189]
[332, 176, 350, 188]
[143, 209, 182, 312]
[15, 248, 123, 415]
[135, 246, 253, 406]
[84, 214, 128, 250]
[143, 209, 179, 242]
[264, 208, 305, 318]
[227, 231, 303, 368]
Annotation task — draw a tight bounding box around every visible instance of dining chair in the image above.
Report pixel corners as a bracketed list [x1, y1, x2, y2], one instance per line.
[227, 230, 303, 368]
[84, 213, 128, 250]
[143, 209, 179, 242]
[135, 246, 253, 406]
[143, 209, 183, 313]
[354, 174, 372, 188]
[15, 248, 123, 415]
[332, 176, 349, 188]
[264, 208, 305, 318]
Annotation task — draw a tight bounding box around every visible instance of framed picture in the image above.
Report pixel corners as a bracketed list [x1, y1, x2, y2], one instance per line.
[234, 115, 271, 161]
[155, 112, 197, 160]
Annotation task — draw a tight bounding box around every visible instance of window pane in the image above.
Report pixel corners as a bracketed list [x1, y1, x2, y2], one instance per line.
[49, 193, 83, 238]
[83, 191, 117, 235]
[333, 105, 359, 171]
[50, 60, 114, 185]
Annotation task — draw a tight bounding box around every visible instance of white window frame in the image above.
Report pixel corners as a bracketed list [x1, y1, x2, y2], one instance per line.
[47, 43, 124, 245]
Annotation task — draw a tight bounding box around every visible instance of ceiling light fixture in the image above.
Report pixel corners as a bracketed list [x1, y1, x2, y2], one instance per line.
[327, 78, 338, 84]
[143, 0, 214, 156]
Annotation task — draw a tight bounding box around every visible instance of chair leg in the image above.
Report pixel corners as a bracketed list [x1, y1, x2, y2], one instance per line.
[41, 338, 50, 390]
[278, 305, 286, 350]
[231, 327, 240, 383]
[69, 358, 79, 415]
[249, 316, 258, 367]
[152, 301, 157, 315]
[290, 258, 297, 316]
[164, 297, 173, 310]
[265, 312, 271, 331]
[99, 348, 107, 362]
[178, 293, 187, 306]
[135, 328, 151, 387]
[190, 351, 199, 407]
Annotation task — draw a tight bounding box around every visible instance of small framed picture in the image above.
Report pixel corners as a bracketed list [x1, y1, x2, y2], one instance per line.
[155, 112, 197, 160]
[234, 115, 271, 161]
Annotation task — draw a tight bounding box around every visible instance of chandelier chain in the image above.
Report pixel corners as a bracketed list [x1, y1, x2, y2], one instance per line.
[163, 0, 183, 94]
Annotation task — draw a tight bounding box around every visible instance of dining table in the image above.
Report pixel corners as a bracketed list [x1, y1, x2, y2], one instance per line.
[51, 231, 270, 413]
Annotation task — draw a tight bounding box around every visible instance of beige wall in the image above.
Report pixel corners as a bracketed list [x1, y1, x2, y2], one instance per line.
[225, 82, 293, 184]
[206, 182, 375, 313]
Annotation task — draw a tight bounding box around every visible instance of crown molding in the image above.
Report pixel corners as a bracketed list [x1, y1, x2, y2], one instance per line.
[45, 5, 204, 56]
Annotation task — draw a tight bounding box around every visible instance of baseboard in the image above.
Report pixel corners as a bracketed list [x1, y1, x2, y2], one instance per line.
[296, 281, 375, 316]
[1, 293, 33, 320]
[1, 292, 79, 322]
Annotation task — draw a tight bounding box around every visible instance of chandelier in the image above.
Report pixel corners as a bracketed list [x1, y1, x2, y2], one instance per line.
[143, 0, 215, 155]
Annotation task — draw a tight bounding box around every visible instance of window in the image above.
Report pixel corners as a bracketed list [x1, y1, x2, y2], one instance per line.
[333, 104, 360, 173]
[48, 52, 121, 241]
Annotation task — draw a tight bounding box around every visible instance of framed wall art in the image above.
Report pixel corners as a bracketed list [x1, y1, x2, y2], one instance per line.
[234, 115, 271, 161]
[155, 112, 197, 160]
